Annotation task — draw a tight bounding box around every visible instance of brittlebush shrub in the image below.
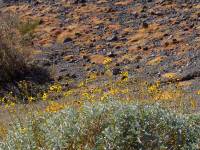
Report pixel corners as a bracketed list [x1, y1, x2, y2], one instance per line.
[0, 13, 28, 82]
[1, 101, 200, 149]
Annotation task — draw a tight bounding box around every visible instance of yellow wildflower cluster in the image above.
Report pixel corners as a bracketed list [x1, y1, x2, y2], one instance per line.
[82, 92, 94, 102]
[19, 127, 28, 134]
[121, 89, 129, 94]
[148, 82, 160, 93]
[63, 90, 73, 97]
[49, 84, 62, 92]
[45, 102, 65, 113]
[42, 93, 48, 101]
[5, 101, 15, 109]
[0, 97, 16, 109]
[91, 88, 102, 94]
[78, 81, 85, 87]
[119, 71, 129, 82]
[155, 91, 174, 101]
[88, 73, 97, 80]
[103, 57, 112, 64]
[108, 88, 119, 95]
[28, 96, 35, 102]
[100, 92, 109, 101]
[0, 97, 6, 103]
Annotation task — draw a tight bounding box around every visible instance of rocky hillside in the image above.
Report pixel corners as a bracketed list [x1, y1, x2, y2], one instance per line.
[0, 0, 200, 100]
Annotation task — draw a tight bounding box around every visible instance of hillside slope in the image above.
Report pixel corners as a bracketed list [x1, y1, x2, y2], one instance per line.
[0, 0, 200, 100]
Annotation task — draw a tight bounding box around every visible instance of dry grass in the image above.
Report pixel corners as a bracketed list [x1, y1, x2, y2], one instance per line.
[0, 12, 29, 82]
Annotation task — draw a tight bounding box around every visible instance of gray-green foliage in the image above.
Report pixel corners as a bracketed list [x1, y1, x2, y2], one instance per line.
[1, 101, 200, 150]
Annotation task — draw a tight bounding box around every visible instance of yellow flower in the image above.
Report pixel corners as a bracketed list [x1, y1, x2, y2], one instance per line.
[64, 90, 73, 97]
[28, 96, 35, 102]
[1, 97, 6, 103]
[100, 93, 109, 101]
[5, 104, 9, 109]
[121, 71, 128, 77]
[45, 102, 65, 113]
[10, 102, 15, 107]
[93, 88, 102, 94]
[82, 92, 93, 100]
[89, 73, 97, 80]
[78, 81, 84, 87]
[158, 91, 173, 100]
[19, 128, 28, 134]
[49, 84, 62, 92]
[148, 83, 159, 93]
[42, 93, 47, 101]
[121, 89, 129, 94]
[103, 57, 112, 64]
[121, 71, 129, 81]
[109, 88, 119, 95]
[82, 92, 89, 97]
[197, 90, 200, 95]
[4, 100, 15, 109]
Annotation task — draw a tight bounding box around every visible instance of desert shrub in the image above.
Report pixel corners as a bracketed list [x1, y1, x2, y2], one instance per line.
[0, 13, 28, 82]
[18, 19, 41, 35]
[1, 101, 200, 149]
[18, 19, 41, 46]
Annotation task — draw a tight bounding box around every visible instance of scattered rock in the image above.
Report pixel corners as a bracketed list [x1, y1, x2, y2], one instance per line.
[63, 55, 74, 62]
[134, 55, 142, 63]
[107, 52, 117, 57]
[143, 47, 148, 51]
[74, 0, 86, 4]
[107, 35, 118, 42]
[2, 0, 200, 100]
[142, 21, 149, 28]
[63, 37, 73, 43]
[112, 68, 121, 75]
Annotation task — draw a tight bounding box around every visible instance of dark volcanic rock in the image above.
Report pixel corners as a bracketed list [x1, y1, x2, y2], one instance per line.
[73, 0, 86, 4]
[106, 35, 118, 42]
[63, 37, 73, 43]
[112, 68, 121, 76]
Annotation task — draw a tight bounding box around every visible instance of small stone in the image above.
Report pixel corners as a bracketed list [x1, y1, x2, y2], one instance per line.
[63, 37, 73, 43]
[142, 21, 149, 28]
[137, 46, 142, 50]
[165, 42, 169, 47]
[75, 32, 82, 37]
[63, 55, 74, 61]
[143, 47, 148, 51]
[172, 38, 178, 44]
[82, 55, 90, 62]
[107, 52, 117, 57]
[107, 35, 118, 42]
[74, 0, 86, 4]
[134, 55, 142, 62]
[112, 68, 121, 75]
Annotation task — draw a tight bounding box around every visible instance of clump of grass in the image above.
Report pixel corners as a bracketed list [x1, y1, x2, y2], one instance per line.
[18, 19, 41, 35]
[18, 19, 41, 46]
[1, 101, 200, 149]
[0, 12, 27, 82]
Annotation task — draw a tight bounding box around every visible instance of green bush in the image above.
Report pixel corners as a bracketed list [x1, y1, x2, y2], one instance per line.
[1, 101, 200, 150]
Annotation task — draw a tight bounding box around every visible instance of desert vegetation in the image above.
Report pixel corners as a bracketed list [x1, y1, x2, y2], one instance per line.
[0, 0, 200, 149]
[0, 13, 27, 82]
[1, 101, 200, 149]
[0, 73, 199, 149]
